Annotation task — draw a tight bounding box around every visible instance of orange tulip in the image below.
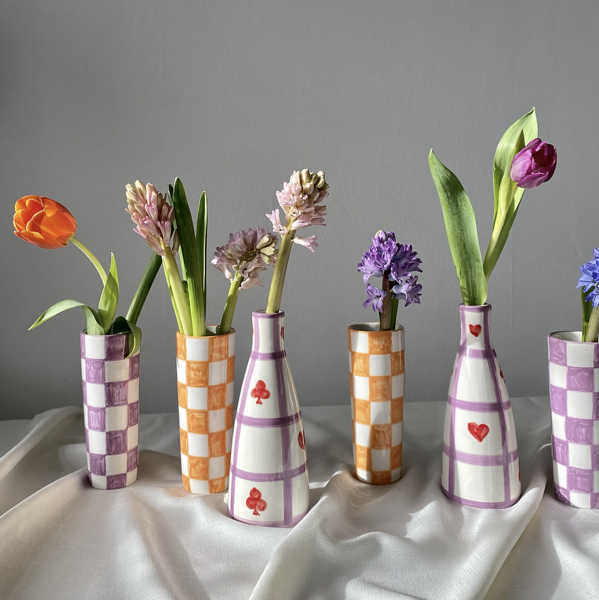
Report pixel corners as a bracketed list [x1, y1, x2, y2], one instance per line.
[14, 196, 77, 249]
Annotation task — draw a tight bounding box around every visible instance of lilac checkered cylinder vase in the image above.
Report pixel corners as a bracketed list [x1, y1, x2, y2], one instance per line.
[80, 332, 140, 490]
[228, 311, 310, 527]
[441, 305, 521, 508]
[548, 332, 599, 508]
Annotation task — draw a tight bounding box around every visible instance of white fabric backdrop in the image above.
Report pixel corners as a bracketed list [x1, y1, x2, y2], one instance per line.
[0, 399, 597, 600]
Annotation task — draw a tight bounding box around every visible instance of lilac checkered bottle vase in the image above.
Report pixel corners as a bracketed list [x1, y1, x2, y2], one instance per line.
[228, 311, 310, 527]
[80, 332, 140, 490]
[548, 331, 599, 508]
[441, 305, 521, 508]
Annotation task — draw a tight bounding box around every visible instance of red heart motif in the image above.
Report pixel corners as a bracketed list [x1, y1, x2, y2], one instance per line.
[469, 324, 482, 337]
[467, 422, 489, 442]
[298, 431, 305, 450]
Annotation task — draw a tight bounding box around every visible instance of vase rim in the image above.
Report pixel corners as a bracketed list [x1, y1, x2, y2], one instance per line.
[81, 330, 130, 338]
[459, 303, 491, 312]
[175, 326, 235, 339]
[348, 322, 405, 333]
[549, 331, 592, 344]
[252, 309, 284, 319]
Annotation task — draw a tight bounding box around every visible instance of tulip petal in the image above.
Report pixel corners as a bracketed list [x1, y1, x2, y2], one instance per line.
[15, 229, 64, 249]
[13, 195, 77, 249]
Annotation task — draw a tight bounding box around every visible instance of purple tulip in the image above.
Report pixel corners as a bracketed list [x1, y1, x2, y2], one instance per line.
[510, 138, 557, 189]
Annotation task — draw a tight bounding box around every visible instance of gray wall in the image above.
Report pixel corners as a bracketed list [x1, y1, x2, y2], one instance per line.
[1, 0, 597, 419]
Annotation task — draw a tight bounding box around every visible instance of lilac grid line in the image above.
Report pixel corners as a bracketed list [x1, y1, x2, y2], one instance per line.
[447, 395, 511, 413]
[230, 462, 306, 482]
[229, 313, 260, 516]
[443, 444, 518, 467]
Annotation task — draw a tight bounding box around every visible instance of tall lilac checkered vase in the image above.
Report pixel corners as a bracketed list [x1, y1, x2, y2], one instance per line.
[80, 332, 140, 490]
[548, 331, 599, 508]
[228, 311, 310, 527]
[441, 305, 521, 508]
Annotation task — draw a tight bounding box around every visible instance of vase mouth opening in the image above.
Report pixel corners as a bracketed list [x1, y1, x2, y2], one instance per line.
[550, 331, 588, 344]
[81, 330, 129, 338]
[349, 322, 405, 333]
[175, 326, 235, 339]
[459, 303, 491, 312]
[253, 309, 285, 319]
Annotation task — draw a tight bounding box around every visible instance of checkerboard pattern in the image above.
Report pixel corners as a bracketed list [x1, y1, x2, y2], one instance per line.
[441, 305, 520, 509]
[80, 332, 140, 490]
[348, 324, 404, 485]
[176, 328, 235, 495]
[548, 332, 599, 509]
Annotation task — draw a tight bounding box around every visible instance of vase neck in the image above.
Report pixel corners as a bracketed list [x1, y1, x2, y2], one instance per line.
[252, 311, 285, 353]
[459, 304, 493, 350]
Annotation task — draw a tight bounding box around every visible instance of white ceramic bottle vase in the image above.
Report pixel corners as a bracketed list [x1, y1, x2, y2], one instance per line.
[228, 311, 310, 527]
[441, 304, 520, 508]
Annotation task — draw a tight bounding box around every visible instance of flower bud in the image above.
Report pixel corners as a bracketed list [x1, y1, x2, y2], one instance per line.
[510, 138, 557, 189]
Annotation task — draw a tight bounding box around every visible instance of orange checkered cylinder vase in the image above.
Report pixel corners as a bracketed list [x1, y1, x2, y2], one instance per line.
[176, 327, 235, 494]
[348, 323, 405, 485]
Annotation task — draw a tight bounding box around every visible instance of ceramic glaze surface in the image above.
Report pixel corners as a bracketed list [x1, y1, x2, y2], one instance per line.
[548, 331, 599, 508]
[228, 311, 309, 527]
[80, 332, 140, 490]
[176, 327, 235, 495]
[348, 323, 404, 484]
[441, 305, 520, 508]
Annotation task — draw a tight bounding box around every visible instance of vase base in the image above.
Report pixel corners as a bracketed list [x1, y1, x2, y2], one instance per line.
[88, 470, 137, 490]
[355, 468, 401, 485]
[554, 484, 599, 509]
[441, 485, 519, 509]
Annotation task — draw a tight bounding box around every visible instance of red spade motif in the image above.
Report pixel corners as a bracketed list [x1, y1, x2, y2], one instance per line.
[469, 324, 482, 337]
[468, 422, 490, 442]
[298, 431, 305, 450]
[500, 368, 504, 380]
[246, 487, 267, 516]
[251, 380, 270, 405]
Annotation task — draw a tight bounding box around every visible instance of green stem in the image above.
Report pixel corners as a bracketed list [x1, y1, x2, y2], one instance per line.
[126, 252, 162, 325]
[266, 230, 295, 314]
[70, 236, 107, 285]
[219, 275, 242, 334]
[162, 247, 192, 335]
[585, 306, 599, 343]
[390, 297, 399, 331]
[379, 274, 393, 331]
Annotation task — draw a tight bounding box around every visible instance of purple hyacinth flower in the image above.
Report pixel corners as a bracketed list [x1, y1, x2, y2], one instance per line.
[510, 138, 557, 189]
[389, 244, 422, 284]
[577, 248, 599, 308]
[358, 231, 401, 283]
[363, 284, 386, 312]
[392, 274, 422, 306]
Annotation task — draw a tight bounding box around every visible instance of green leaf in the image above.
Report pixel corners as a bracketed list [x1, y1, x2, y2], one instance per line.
[172, 178, 206, 336]
[111, 316, 142, 358]
[98, 253, 119, 333]
[197, 191, 208, 310]
[484, 108, 538, 278]
[29, 300, 104, 335]
[582, 287, 594, 341]
[126, 251, 161, 325]
[429, 150, 487, 306]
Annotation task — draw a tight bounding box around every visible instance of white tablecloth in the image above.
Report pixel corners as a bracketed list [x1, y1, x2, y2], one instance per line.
[0, 398, 597, 600]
